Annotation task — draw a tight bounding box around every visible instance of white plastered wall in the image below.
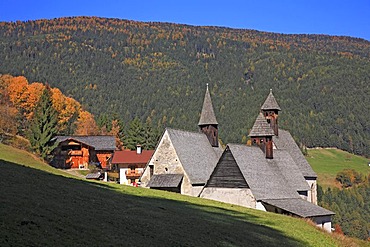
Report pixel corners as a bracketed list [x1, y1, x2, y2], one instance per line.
[306, 178, 317, 205]
[200, 188, 256, 208]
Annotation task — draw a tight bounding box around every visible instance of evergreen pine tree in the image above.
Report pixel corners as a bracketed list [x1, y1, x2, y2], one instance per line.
[29, 85, 58, 160]
[123, 117, 145, 150]
[143, 117, 161, 150]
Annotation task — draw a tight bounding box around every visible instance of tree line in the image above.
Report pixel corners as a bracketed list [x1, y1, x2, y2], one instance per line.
[0, 17, 369, 157]
[318, 175, 370, 240]
[0, 74, 161, 158]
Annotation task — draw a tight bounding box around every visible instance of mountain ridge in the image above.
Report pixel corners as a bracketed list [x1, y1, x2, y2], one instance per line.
[1, 16, 369, 156]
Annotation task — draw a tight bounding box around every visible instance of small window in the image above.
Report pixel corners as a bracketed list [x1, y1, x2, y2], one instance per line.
[149, 165, 154, 176]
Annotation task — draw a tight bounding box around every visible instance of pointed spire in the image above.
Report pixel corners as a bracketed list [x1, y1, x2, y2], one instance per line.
[261, 89, 281, 111]
[198, 84, 218, 126]
[248, 113, 275, 137]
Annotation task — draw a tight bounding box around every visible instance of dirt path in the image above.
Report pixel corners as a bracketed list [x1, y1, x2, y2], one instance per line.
[61, 169, 86, 178]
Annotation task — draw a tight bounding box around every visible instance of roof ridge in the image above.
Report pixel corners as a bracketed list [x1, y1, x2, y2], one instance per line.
[166, 127, 205, 136]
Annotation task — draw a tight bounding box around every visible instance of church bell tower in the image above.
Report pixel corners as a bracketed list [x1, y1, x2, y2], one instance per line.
[198, 84, 219, 147]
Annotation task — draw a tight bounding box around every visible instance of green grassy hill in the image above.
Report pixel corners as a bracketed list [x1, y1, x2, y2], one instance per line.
[306, 148, 370, 188]
[0, 143, 359, 247]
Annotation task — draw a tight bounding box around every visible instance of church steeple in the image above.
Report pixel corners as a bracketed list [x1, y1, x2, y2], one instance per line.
[261, 89, 281, 136]
[249, 112, 274, 159]
[198, 83, 219, 147]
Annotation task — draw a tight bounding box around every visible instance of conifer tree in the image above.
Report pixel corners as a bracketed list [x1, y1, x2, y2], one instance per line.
[29, 85, 58, 160]
[123, 117, 145, 150]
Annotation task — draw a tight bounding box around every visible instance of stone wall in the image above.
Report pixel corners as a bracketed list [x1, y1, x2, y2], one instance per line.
[141, 130, 186, 187]
[200, 188, 256, 208]
[181, 175, 203, 196]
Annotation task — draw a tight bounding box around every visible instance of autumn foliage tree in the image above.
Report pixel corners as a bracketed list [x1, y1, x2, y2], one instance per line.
[74, 110, 99, 135]
[0, 76, 18, 141]
[0, 74, 99, 138]
[0, 74, 100, 153]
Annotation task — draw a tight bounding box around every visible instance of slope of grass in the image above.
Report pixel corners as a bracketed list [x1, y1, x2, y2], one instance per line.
[0, 144, 349, 246]
[306, 148, 370, 188]
[0, 143, 69, 176]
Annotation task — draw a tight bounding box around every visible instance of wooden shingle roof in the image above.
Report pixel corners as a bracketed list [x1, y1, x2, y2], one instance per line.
[261, 89, 281, 111]
[273, 130, 317, 178]
[147, 174, 183, 188]
[248, 113, 275, 137]
[262, 198, 335, 217]
[267, 150, 310, 191]
[227, 144, 299, 200]
[55, 135, 116, 151]
[223, 144, 333, 217]
[198, 84, 218, 126]
[167, 128, 222, 184]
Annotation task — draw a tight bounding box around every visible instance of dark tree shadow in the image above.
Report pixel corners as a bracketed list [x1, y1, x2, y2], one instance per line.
[0, 160, 311, 247]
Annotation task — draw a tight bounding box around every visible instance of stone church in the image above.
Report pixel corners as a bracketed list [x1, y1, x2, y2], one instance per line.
[140, 87, 334, 232]
[140, 84, 223, 196]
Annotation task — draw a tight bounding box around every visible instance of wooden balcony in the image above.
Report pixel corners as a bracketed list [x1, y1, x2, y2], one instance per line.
[68, 150, 83, 156]
[125, 170, 142, 178]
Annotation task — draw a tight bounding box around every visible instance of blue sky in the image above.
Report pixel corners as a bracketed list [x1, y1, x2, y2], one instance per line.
[1, 0, 370, 41]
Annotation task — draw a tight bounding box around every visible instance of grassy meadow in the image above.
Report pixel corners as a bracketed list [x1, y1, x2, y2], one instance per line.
[0, 143, 354, 246]
[306, 148, 370, 188]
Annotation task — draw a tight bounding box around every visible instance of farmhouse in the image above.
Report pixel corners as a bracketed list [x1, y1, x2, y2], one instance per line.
[140, 84, 223, 196]
[109, 145, 154, 185]
[51, 135, 115, 169]
[200, 90, 334, 231]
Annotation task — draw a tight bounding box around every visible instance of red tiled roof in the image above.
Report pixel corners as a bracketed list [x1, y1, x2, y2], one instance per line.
[111, 150, 154, 164]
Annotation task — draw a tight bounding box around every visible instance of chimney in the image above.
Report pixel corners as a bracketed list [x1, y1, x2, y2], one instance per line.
[136, 144, 142, 154]
[265, 137, 273, 159]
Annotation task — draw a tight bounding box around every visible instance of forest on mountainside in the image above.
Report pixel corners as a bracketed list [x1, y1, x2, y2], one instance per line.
[319, 178, 370, 240]
[0, 17, 369, 156]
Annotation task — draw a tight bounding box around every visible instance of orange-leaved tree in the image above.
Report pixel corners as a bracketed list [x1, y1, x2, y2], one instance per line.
[74, 110, 99, 135]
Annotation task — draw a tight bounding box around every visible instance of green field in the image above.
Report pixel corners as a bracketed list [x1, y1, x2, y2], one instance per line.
[1, 144, 368, 246]
[306, 148, 370, 188]
[0, 144, 69, 177]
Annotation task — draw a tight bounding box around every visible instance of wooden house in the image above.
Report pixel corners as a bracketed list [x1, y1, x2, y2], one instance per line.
[140, 84, 223, 196]
[51, 136, 116, 169]
[200, 90, 334, 232]
[109, 146, 154, 185]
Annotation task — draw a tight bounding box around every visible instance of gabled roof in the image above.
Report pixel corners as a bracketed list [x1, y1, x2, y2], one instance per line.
[273, 129, 317, 178]
[248, 113, 275, 137]
[198, 84, 218, 125]
[262, 198, 335, 217]
[55, 135, 116, 151]
[267, 150, 310, 191]
[261, 89, 281, 111]
[167, 128, 222, 184]
[147, 174, 183, 188]
[111, 150, 154, 164]
[227, 144, 300, 200]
